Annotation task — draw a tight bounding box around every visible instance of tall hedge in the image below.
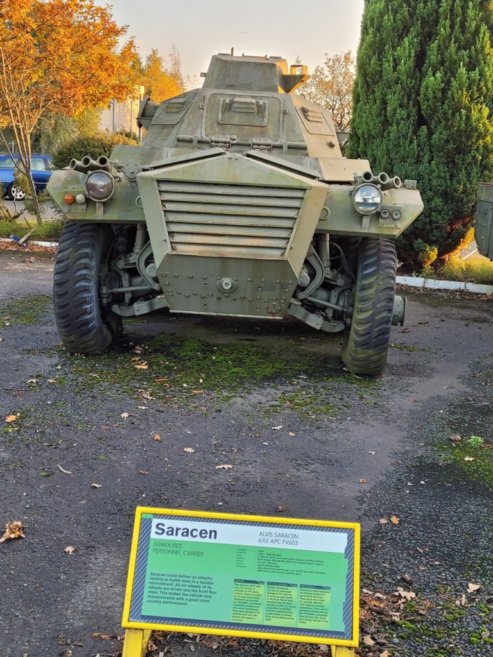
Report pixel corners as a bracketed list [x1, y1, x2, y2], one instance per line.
[349, 0, 493, 265]
[52, 132, 137, 169]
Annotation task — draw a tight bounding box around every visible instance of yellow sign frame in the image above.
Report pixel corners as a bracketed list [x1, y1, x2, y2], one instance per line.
[122, 507, 360, 656]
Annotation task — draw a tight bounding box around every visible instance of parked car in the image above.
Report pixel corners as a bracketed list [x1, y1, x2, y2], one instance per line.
[0, 153, 53, 201]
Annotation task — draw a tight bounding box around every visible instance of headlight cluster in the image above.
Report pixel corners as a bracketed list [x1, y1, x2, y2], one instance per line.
[352, 184, 382, 215]
[85, 170, 115, 202]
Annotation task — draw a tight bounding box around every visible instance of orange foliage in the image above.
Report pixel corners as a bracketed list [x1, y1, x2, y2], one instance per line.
[142, 48, 184, 103]
[0, 0, 138, 120]
[0, 0, 138, 224]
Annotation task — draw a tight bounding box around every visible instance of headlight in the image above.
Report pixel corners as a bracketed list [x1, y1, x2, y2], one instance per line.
[352, 184, 382, 215]
[85, 170, 114, 202]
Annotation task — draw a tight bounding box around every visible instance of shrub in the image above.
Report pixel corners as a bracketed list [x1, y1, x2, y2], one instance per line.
[438, 254, 493, 285]
[52, 132, 138, 168]
[0, 217, 64, 241]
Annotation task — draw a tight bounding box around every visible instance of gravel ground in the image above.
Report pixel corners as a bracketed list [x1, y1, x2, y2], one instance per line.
[0, 248, 491, 657]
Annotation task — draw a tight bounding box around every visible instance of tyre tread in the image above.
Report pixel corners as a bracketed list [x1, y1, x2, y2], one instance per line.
[53, 223, 115, 354]
[341, 238, 396, 376]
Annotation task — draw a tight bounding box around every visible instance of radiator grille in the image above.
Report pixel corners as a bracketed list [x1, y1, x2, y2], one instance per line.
[158, 180, 306, 258]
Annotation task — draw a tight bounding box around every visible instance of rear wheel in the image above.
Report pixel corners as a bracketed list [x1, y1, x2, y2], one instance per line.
[341, 237, 396, 376]
[53, 222, 122, 354]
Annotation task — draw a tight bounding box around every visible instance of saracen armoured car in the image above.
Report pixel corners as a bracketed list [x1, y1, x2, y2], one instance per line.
[48, 53, 423, 375]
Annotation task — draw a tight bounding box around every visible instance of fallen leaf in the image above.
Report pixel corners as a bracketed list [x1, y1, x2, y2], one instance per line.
[183, 447, 196, 453]
[276, 505, 286, 513]
[379, 517, 389, 525]
[467, 583, 481, 593]
[0, 520, 25, 543]
[92, 632, 118, 640]
[449, 434, 461, 443]
[120, 412, 129, 419]
[363, 635, 375, 647]
[5, 414, 18, 423]
[380, 651, 390, 657]
[64, 545, 76, 555]
[215, 464, 233, 470]
[57, 464, 72, 475]
[91, 483, 102, 489]
[359, 479, 367, 484]
[139, 390, 154, 400]
[271, 425, 283, 430]
[396, 587, 416, 601]
[134, 361, 149, 370]
[191, 390, 204, 395]
[455, 594, 467, 607]
[139, 469, 149, 476]
[288, 432, 296, 437]
[390, 515, 400, 525]
[464, 456, 475, 462]
[152, 434, 161, 442]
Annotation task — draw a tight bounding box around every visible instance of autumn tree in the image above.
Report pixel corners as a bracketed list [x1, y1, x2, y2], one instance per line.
[349, 0, 493, 265]
[0, 0, 138, 224]
[142, 47, 184, 103]
[299, 51, 355, 132]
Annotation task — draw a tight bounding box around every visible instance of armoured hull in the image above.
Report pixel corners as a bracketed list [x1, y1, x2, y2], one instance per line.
[138, 150, 327, 318]
[48, 52, 424, 375]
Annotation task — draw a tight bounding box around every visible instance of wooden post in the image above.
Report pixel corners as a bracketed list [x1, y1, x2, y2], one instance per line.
[122, 628, 152, 657]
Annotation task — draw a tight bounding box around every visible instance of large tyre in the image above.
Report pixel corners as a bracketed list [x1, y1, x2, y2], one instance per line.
[53, 222, 121, 354]
[341, 238, 397, 376]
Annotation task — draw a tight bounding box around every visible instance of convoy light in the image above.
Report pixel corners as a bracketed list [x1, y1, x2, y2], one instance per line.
[352, 184, 382, 215]
[85, 170, 114, 202]
[63, 193, 75, 205]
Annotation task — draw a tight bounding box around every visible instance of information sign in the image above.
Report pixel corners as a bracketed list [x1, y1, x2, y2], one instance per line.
[122, 507, 360, 647]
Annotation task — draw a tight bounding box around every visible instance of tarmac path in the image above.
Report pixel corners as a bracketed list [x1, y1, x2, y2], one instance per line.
[0, 249, 491, 657]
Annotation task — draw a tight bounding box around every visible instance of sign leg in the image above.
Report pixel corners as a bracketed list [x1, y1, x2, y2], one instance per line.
[122, 628, 152, 657]
[331, 647, 356, 657]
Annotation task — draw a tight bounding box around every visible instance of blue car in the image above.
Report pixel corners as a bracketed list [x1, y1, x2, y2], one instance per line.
[0, 153, 53, 201]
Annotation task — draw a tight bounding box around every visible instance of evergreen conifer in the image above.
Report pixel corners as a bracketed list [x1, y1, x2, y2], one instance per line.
[349, 0, 493, 264]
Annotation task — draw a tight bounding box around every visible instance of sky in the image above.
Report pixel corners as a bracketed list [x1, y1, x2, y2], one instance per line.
[100, 0, 365, 84]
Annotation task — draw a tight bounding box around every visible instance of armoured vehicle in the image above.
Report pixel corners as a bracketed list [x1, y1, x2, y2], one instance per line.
[48, 53, 424, 375]
[475, 183, 493, 261]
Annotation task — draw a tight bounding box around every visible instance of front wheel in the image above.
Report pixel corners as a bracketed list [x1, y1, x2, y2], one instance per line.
[341, 238, 397, 376]
[7, 183, 25, 201]
[53, 222, 122, 354]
